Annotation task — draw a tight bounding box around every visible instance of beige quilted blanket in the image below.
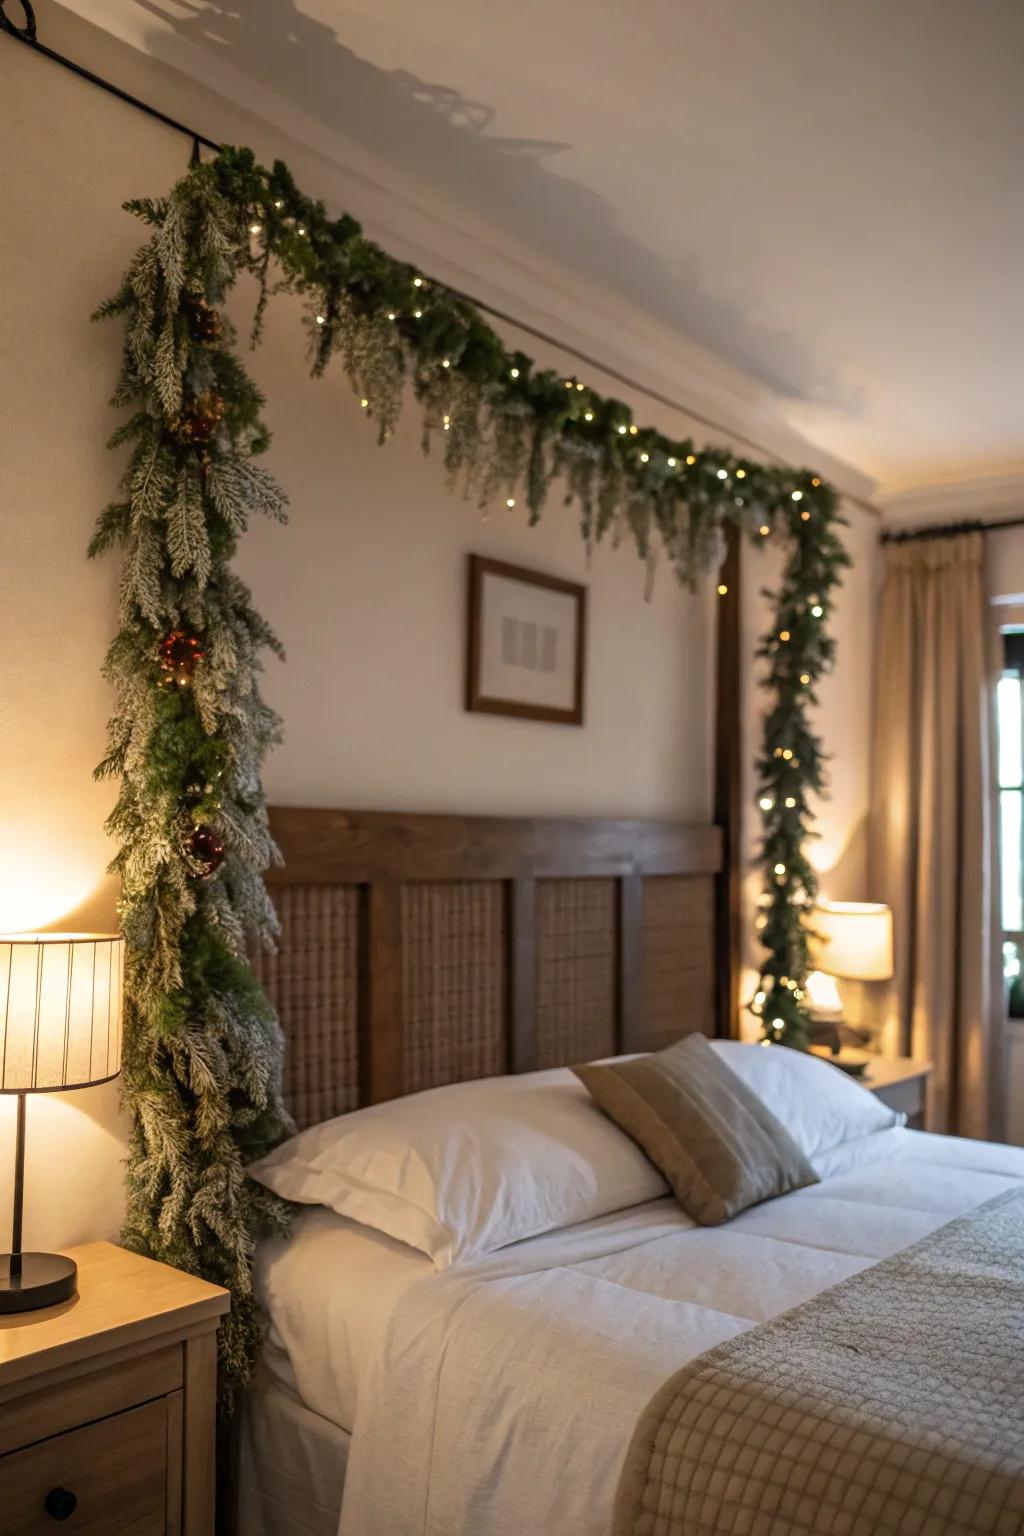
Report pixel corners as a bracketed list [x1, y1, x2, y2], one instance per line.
[615, 1186, 1024, 1536]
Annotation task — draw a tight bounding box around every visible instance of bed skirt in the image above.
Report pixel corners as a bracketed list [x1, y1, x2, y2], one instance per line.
[234, 1366, 350, 1536]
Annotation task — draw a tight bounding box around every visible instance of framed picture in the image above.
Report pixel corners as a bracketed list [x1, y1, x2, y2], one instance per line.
[466, 555, 587, 726]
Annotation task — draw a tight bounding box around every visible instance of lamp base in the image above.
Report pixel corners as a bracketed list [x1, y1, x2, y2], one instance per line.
[0, 1252, 77, 1313]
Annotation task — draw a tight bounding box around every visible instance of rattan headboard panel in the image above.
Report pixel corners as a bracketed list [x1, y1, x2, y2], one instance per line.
[262, 808, 725, 1115]
[249, 882, 359, 1130]
[401, 881, 506, 1093]
[535, 878, 616, 1067]
[643, 875, 716, 1048]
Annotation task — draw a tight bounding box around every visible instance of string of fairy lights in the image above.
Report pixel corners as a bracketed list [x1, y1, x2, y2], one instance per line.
[216, 147, 849, 1045]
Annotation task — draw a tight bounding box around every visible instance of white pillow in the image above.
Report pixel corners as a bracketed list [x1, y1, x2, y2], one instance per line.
[248, 1067, 669, 1269]
[708, 1040, 904, 1160]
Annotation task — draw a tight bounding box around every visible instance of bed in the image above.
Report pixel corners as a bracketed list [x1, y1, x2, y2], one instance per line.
[234, 806, 1024, 1536]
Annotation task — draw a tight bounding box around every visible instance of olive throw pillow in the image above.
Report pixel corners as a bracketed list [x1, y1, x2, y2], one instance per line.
[572, 1033, 819, 1225]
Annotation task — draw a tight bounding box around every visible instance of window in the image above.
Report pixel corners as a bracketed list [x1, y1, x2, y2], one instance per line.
[998, 631, 1024, 1015]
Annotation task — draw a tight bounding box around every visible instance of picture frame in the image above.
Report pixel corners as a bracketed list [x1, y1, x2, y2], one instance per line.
[466, 554, 587, 726]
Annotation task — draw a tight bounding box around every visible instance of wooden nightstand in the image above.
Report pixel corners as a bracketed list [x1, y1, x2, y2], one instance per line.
[860, 1056, 932, 1130]
[0, 1241, 228, 1535]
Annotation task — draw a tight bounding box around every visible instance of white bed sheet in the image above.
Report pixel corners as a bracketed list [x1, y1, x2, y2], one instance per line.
[255, 1206, 433, 1432]
[333, 1128, 1024, 1536]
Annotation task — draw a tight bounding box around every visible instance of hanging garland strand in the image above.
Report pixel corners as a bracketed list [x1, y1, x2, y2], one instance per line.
[91, 169, 292, 1402]
[210, 145, 849, 1048]
[91, 149, 848, 1394]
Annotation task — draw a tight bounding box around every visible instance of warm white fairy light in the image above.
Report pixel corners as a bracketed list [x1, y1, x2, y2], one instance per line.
[510, 367, 520, 378]
[785, 796, 796, 808]
[666, 456, 677, 468]
[273, 199, 284, 210]
[387, 311, 396, 321]
[297, 224, 307, 236]
[618, 425, 628, 435]
[686, 454, 697, 465]
[736, 468, 746, 479]
[759, 796, 774, 810]
[717, 583, 728, 596]
[791, 490, 803, 501]
[800, 672, 811, 685]
[716, 468, 728, 480]
[576, 383, 585, 392]
[629, 425, 639, 435]
[781, 748, 794, 760]
[413, 309, 423, 319]
[584, 411, 594, 422]
[811, 604, 823, 618]
[413, 276, 423, 287]
[442, 358, 450, 368]
[506, 497, 516, 508]
[360, 398, 369, 409]
[315, 314, 326, 325]
[759, 524, 770, 536]
[774, 863, 786, 875]
[565, 380, 573, 390]
[249, 222, 262, 236]
[640, 452, 649, 463]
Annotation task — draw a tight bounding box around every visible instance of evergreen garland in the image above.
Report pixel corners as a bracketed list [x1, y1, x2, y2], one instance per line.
[91, 148, 849, 1395]
[91, 169, 291, 1402]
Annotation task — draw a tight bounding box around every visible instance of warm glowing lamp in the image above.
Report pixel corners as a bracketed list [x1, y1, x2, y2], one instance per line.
[0, 934, 123, 1312]
[806, 901, 894, 1059]
[811, 902, 894, 983]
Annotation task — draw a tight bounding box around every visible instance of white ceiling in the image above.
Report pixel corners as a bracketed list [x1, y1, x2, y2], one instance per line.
[54, 0, 1024, 500]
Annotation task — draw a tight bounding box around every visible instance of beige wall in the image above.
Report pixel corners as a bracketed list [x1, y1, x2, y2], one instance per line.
[1, 31, 878, 1248]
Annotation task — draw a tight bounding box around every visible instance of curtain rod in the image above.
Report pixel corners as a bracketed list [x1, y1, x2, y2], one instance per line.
[1, 3, 879, 517]
[882, 513, 1024, 545]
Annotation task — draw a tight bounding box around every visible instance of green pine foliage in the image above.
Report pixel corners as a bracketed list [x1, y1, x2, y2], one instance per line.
[91, 149, 850, 1400]
[92, 166, 291, 1404]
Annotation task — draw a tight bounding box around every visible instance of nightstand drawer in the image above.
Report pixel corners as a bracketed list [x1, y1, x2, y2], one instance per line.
[0, 1346, 182, 1457]
[1, 1396, 174, 1536]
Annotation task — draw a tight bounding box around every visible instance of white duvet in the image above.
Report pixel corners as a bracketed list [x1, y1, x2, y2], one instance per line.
[330, 1128, 1024, 1536]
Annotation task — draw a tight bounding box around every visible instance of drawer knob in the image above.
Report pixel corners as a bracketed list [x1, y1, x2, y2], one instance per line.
[44, 1487, 77, 1521]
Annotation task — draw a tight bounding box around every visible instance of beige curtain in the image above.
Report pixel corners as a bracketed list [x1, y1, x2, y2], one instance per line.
[870, 531, 1004, 1138]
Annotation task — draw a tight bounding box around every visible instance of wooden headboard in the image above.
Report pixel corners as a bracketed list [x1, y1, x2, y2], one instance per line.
[253, 807, 724, 1130]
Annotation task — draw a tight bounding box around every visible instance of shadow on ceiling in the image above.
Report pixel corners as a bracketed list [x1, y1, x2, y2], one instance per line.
[128, 0, 862, 415]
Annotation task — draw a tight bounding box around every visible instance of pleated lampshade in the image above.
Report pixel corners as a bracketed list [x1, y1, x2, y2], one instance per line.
[0, 934, 124, 1094]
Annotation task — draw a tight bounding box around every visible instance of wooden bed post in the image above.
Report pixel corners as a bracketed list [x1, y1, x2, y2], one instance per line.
[713, 526, 743, 1039]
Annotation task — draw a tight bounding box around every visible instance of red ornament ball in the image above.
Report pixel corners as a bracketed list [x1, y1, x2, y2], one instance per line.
[159, 629, 205, 687]
[188, 824, 225, 878]
[175, 392, 225, 444]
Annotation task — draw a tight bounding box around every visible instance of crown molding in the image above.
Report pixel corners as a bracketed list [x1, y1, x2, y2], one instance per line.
[882, 469, 1024, 529]
[47, 2, 878, 511]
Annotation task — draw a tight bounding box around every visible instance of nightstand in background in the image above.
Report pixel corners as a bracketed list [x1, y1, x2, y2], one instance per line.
[0, 1241, 228, 1534]
[860, 1056, 932, 1130]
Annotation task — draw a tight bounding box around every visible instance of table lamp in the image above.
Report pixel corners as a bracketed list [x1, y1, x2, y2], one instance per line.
[807, 902, 893, 1062]
[0, 934, 123, 1313]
